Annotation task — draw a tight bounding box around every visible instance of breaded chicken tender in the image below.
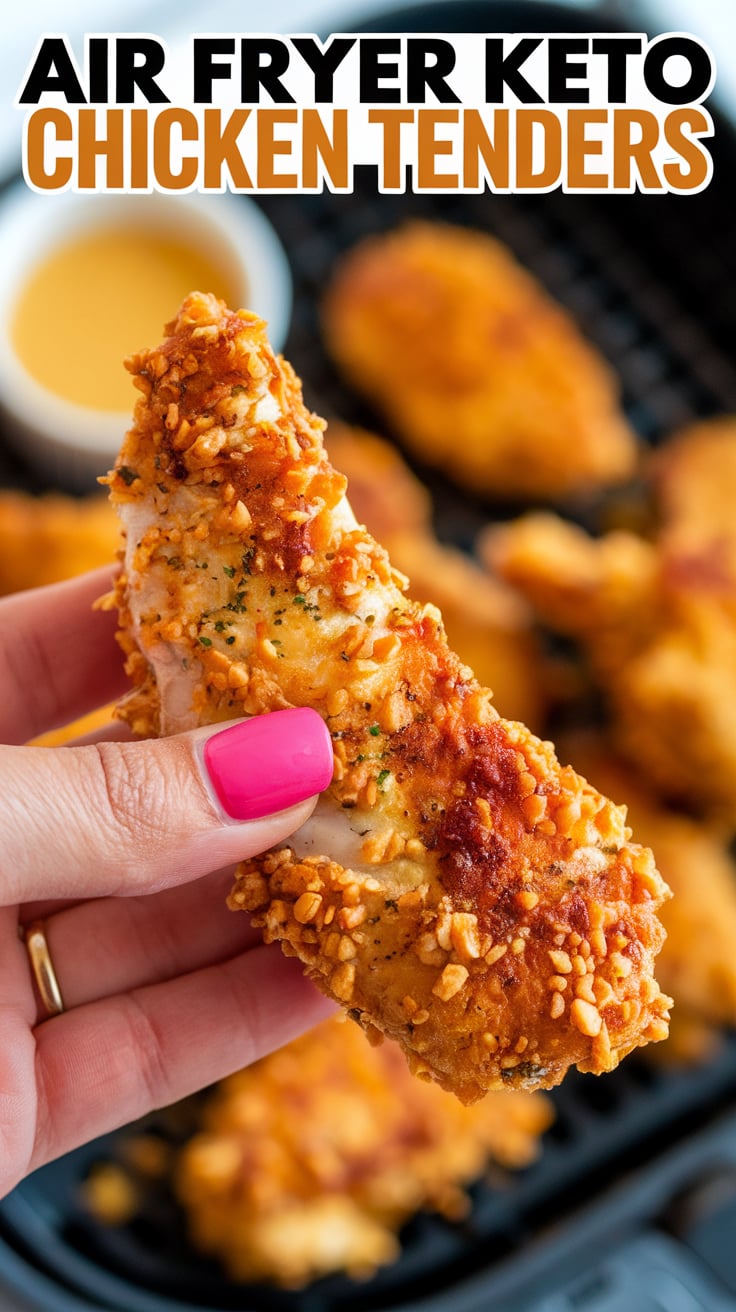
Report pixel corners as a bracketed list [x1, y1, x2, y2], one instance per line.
[176, 1015, 552, 1286]
[108, 293, 670, 1103]
[324, 424, 432, 543]
[651, 416, 736, 545]
[326, 424, 543, 726]
[323, 223, 637, 501]
[560, 737, 736, 1062]
[0, 491, 118, 595]
[485, 495, 736, 818]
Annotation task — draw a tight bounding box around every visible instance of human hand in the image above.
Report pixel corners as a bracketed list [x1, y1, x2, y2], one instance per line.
[0, 567, 335, 1200]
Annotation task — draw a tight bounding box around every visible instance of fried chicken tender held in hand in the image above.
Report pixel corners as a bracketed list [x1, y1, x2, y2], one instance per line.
[560, 737, 736, 1063]
[326, 424, 544, 727]
[176, 1015, 553, 1286]
[323, 223, 638, 501]
[108, 293, 670, 1103]
[484, 490, 736, 818]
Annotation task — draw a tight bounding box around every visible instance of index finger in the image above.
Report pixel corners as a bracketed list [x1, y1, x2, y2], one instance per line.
[0, 567, 128, 744]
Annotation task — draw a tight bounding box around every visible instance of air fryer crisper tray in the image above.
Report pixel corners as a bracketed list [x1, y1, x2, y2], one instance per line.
[2, 2, 736, 1310]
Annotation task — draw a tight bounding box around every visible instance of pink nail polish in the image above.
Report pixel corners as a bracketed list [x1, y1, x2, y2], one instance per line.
[203, 708, 334, 821]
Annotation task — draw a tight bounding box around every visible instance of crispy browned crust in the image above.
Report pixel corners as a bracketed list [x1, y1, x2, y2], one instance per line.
[109, 293, 670, 1102]
[323, 222, 638, 501]
[560, 735, 736, 1061]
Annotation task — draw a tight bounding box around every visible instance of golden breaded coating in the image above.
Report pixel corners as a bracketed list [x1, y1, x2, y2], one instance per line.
[325, 423, 432, 543]
[108, 292, 670, 1103]
[0, 491, 118, 595]
[560, 737, 736, 1061]
[176, 1015, 553, 1286]
[323, 223, 638, 501]
[485, 505, 736, 818]
[652, 416, 736, 545]
[326, 424, 543, 726]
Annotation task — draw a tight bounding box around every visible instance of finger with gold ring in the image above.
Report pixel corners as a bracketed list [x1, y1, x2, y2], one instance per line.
[23, 920, 65, 1018]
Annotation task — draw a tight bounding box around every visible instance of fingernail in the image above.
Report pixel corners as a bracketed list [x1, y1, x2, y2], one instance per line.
[202, 708, 334, 822]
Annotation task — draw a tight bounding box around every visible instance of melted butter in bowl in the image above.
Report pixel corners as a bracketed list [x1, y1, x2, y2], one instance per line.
[0, 189, 291, 488]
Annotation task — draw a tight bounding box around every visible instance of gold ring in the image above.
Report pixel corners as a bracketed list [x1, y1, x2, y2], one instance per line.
[23, 920, 64, 1018]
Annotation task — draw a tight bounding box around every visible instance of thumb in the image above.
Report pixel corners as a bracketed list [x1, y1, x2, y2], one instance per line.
[0, 708, 334, 904]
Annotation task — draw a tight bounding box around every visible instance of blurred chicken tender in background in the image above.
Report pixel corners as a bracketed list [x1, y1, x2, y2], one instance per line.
[651, 417, 736, 545]
[323, 223, 638, 501]
[0, 490, 118, 745]
[326, 424, 544, 727]
[0, 491, 118, 595]
[0, 491, 119, 743]
[175, 1015, 552, 1287]
[484, 418, 736, 820]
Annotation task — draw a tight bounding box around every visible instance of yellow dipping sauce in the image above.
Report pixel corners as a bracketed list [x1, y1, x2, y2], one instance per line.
[12, 227, 237, 412]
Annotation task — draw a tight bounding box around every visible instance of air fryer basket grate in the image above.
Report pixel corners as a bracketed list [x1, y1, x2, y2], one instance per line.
[5, 1041, 736, 1312]
[2, 3, 736, 1309]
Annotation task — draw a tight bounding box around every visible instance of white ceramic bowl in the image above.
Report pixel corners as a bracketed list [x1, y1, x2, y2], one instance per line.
[0, 187, 292, 490]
